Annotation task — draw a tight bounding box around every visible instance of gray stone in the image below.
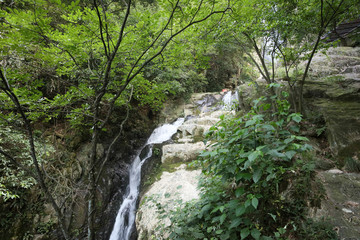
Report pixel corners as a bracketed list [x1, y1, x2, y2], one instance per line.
[304, 47, 360, 161]
[136, 167, 201, 240]
[161, 142, 205, 164]
[328, 169, 344, 174]
[311, 171, 360, 239]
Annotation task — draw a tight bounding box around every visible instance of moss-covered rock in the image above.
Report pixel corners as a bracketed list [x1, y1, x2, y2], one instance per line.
[303, 47, 360, 163]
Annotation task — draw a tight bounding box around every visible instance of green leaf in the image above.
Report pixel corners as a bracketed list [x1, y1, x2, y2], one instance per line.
[252, 197, 259, 209]
[220, 213, 226, 224]
[229, 218, 242, 229]
[236, 173, 252, 181]
[295, 136, 309, 141]
[216, 229, 223, 234]
[267, 149, 285, 158]
[236, 206, 246, 216]
[220, 206, 225, 213]
[248, 151, 261, 162]
[193, 231, 205, 239]
[199, 151, 211, 157]
[235, 187, 245, 197]
[251, 228, 261, 239]
[288, 113, 302, 123]
[174, 228, 183, 234]
[290, 125, 300, 132]
[285, 150, 296, 160]
[241, 228, 250, 239]
[201, 204, 212, 214]
[219, 148, 229, 153]
[253, 169, 262, 183]
[245, 119, 256, 127]
[261, 124, 275, 131]
[284, 137, 294, 144]
[244, 160, 252, 169]
[268, 213, 276, 221]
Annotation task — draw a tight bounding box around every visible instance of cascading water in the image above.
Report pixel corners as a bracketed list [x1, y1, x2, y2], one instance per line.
[110, 92, 237, 240]
[222, 90, 239, 110]
[109, 118, 184, 240]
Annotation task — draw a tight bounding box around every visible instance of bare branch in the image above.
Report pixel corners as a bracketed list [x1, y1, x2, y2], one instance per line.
[95, 85, 133, 185]
[100, 6, 230, 128]
[93, 0, 109, 58]
[0, 67, 70, 240]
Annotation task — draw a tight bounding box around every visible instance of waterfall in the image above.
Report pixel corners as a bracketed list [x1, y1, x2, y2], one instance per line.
[222, 90, 238, 110]
[110, 91, 236, 240]
[109, 118, 184, 240]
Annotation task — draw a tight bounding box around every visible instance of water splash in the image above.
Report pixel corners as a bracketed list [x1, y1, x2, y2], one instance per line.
[109, 118, 184, 240]
[222, 91, 238, 110]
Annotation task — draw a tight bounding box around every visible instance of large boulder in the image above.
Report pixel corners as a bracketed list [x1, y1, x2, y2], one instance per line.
[136, 166, 201, 240]
[176, 115, 220, 143]
[161, 142, 205, 164]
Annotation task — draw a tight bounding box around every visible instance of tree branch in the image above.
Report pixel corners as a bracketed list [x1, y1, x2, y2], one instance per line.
[0, 68, 70, 240]
[95, 85, 133, 185]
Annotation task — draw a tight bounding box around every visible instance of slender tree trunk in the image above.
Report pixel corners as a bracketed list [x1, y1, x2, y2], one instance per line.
[0, 69, 70, 240]
[298, 34, 322, 113]
[88, 128, 98, 240]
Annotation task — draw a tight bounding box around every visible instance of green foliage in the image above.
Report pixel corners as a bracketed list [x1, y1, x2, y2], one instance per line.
[296, 218, 339, 240]
[226, 0, 360, 111]
[0, 0, 229, 134]
[152, 68, 208, 100]
[0, 127, 55, 201]
[205, 41, 252, 91]
[345, 156, 360, 173]
[153, 90, 331, 239]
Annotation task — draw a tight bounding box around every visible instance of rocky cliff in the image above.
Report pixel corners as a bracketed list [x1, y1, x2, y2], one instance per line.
[303, 47, 360, 239]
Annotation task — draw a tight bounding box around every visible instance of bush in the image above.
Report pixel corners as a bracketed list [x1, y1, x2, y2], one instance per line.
[154, 90, 333, 239]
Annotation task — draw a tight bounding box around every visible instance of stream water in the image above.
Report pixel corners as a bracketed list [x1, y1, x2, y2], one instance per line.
[222, 90, 239, 110]
[109, 118, 185, 240]
[109, 91, 239, 240]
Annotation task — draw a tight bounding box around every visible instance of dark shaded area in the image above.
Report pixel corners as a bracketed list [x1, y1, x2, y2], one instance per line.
[326, 18, 360, 46]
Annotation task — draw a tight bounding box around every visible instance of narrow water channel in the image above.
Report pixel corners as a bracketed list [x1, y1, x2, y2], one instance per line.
[109, 118, 185, 240]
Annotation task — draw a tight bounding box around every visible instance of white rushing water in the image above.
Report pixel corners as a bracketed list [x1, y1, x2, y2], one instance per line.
[109, 118, 184, 240]
[222, 90, 238, 110]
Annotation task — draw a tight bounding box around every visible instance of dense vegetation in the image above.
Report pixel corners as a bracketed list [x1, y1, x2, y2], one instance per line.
[155, 89, 333, 239]
[0, 0, 359, 239]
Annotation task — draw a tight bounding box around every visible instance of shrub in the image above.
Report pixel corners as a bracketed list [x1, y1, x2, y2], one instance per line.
[154, 90, 333, 239]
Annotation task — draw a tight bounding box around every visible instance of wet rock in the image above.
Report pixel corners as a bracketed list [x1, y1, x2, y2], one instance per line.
[184, 93, 223, 116]
[176, 116, 218, 142]
[161, 142, 205, 164]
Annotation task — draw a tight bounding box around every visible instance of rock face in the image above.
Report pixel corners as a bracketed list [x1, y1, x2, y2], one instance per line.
[135, 92, 232, 240]
[311, 170, 360, 239]
[302, 47, 360, 239]
[304, 47, 360, 161]
[161, 142, 205, 164]
[136, 166, 201, 240]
